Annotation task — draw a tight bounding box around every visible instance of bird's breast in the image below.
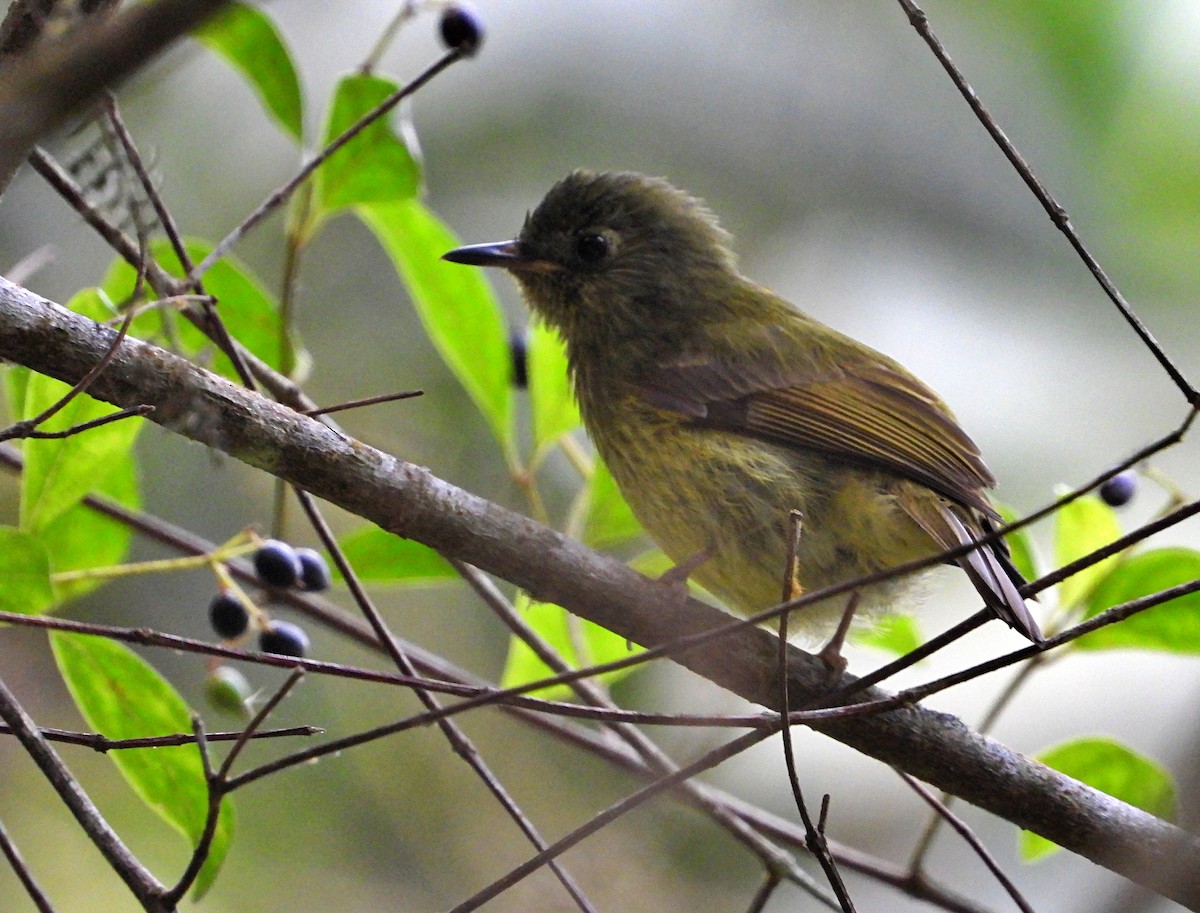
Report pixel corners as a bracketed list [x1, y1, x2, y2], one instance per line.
[581, 394, 941, 626]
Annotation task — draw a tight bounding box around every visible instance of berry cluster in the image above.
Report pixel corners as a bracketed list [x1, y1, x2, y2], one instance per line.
[204, 540, 332, 714]
[207, 540, 330, 659]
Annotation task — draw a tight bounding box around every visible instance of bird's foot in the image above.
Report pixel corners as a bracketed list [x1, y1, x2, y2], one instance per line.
[814, 592, 861, 683]
[656, 547, 714, 593]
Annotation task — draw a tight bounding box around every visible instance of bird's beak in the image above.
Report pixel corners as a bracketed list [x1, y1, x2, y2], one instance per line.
[441, 240, 560, 273]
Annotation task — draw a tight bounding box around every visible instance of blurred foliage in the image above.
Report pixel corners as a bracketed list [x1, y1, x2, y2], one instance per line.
[4, 2, 1200, 911]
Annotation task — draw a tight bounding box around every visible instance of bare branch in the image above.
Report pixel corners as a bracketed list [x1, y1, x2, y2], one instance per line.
[895, 0, 1199, 407]
[0, 815, 56, 913]
[0, 675, 169, 911]
[1, 278, 1198, 906]
[0, 0, 233, 194]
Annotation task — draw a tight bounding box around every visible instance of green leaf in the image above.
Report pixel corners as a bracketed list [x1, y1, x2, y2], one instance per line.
[171, 241, 294, 376]
[41, 455, 140, 605]
[336, 523, 456, 584]
[583, 459, 642, 549]
[51, 634, 234, 897]
[3, 364, 31, 422]
[0, 527, 53, 615]
[528, 321, 580, 457]
[500, 593, 643, 698]
[62, 287, 160, 350]
[1021, 736, 1175, 861]
[994, 502, 1039, 583]
[357, 200, 515, 455]
[102, 240, 297, 378]
[196, 2, 303, 142]
[853, 614, 922, 656]
[19, 373, 143, 534]
[1075, 548, 1200, 653]
[1053, 492, 1122, 610]
[311, 74, 420, 223]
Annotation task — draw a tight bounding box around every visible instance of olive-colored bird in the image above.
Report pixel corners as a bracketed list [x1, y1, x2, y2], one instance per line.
[443, 170, 1040, 643]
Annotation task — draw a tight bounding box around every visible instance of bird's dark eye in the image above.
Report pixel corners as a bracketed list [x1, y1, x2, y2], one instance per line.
[575, 232, 611, 264]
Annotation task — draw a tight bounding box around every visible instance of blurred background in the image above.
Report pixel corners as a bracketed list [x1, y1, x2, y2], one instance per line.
[2, 0, 1200, 910]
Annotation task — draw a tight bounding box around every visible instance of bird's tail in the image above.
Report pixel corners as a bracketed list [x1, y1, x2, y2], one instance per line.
[941, 508, 1042, 643]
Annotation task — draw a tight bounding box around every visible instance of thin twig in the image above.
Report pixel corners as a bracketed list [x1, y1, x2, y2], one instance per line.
[452, 558, 836, 908]
[217, 667, 306, 780]
[0, 307, 135, 442]
[163, 716, 221, 904]
[188, 47, 468, 284]
[776, 513, 856, 912]
[907, 657, 1044, 874]
[833, 490, 1200, 704]
[303, 388, 424, 417]
[446, 727, 780, 913]
[293, 491, 598, 913]
[18, 403, 151, 438]
[0, 674, 167, 908]
[165, 669, 307, 905]
[0, 608, 483, 696]
[898, 772, 1034, 913]
[29, 147, 168, 281]
[0, 722, 320, 751]
[0, 816, 56, 913]
[896, 0, 1199, 406]
[100, 92, 256, 388]
[28, 148, 339, 424]
[361, 0, 417, 72]
[902, 573, 1200, 707]
[745, 874, 783, 913]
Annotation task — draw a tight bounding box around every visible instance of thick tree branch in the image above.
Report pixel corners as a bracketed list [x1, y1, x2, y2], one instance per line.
[0, 0, 232, 194]
[1, 277, 1198, 907]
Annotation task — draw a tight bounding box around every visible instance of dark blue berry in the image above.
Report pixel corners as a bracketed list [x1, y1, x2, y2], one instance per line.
[1100, 471, 1137, 508]
[296, 548, 331, 592]
[254, 539, 301, 588]
[510, 331, 529, 389]
[209, 592, 249, 639]
[439, 3, 484, 56]
[259, 620, 310, 658]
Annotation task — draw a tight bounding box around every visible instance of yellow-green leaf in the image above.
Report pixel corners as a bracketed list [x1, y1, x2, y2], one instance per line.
[1021, 736, 1174, 860]
[583, 459, 642, 549]
[1053, 492, 1122, 610]
[1076, 548, 1200, 653]
[196, 2, 303, 141]
[51, 634, 234, 897]
[0, 527, 53, 615]
[357, 200, 514, 456]
[311, 74, 419, 223]
[501, 593, 644, 698]
[528, 321, 580, 457]
[19, 373, 142, 534]
[336, 523, 456, 584]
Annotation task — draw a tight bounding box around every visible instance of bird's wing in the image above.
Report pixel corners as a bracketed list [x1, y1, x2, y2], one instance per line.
[636, 327, 995, 513]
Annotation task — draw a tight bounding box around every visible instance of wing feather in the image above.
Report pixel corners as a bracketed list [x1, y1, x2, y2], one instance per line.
[637, 326, 995, 512]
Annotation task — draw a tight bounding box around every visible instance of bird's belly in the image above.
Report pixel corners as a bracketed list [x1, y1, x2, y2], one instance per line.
[595, 416, 938, 632]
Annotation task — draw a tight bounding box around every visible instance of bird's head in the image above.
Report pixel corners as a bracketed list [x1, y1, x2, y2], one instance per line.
[443, 171, 739, 349]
